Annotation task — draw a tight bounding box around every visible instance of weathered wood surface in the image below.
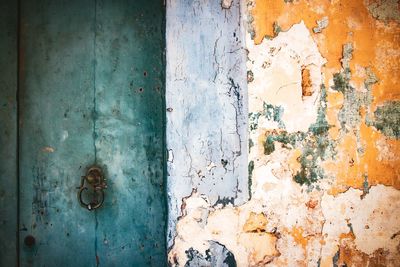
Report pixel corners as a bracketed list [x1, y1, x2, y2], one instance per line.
[19, 0, 97, 265]
[18, 0, 166, 266]
[94, 0, 167, 265]
[0, 1, 17, 266]
[166, 0, 248, 246]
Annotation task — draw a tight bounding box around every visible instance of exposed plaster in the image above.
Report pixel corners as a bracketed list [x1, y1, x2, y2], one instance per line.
[169, 139, 400, 266]
[166, 0, 248, 247]
[313, 16, 329, 33]
[247, 21, 326, 133]
[321, 185, 400, 258]
[221, 0, 233, 9]
[169, 0, 400, 265]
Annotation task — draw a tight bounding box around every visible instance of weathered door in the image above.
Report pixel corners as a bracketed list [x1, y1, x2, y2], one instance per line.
[1, 0, 167, 266]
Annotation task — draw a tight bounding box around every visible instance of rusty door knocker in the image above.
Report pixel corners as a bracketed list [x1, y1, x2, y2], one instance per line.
[77, 166, 107, 211]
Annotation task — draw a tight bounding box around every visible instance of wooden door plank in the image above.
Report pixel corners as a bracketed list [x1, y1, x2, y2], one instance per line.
[19, 0, 97, 265]
[0, 1, 18, 266]
[94, 0, 167, 265]
[165, 0, 248, 246]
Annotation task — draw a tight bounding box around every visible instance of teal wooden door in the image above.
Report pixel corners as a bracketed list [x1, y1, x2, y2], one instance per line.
[1, 0, 167, 266]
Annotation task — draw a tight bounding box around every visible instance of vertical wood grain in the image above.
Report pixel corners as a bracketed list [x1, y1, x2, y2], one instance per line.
[0, 0, 18, 265]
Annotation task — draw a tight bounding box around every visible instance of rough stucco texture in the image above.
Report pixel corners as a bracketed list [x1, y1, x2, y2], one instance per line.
[168, 0, 400, 266]
[166, 0, 248, 248]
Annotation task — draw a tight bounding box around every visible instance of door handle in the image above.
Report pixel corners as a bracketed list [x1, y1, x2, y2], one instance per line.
[77, 166, 107, 211]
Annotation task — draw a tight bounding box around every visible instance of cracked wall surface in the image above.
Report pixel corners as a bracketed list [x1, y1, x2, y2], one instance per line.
[168, 0, 399, 266]
[166, 0, 248, 247]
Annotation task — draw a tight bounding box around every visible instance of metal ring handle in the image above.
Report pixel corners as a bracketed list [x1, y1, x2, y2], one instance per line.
[78, 187, 105, 211]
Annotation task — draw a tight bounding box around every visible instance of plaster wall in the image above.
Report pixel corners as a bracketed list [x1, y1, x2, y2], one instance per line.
[166, 0, 249, 248]
[167, 0, 400, 266]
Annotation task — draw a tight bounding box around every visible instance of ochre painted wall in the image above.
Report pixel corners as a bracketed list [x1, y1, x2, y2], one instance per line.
[169, 0, 399, 266]
[249, 0, 399, 193]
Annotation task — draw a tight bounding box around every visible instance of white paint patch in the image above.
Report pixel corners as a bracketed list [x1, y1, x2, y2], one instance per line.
[167, 149, 174, 163]
[168, 192, 278, 267]
[321, 185, 400, 257]
[221, 0, 233, 9]
[247, 21, 326, 132]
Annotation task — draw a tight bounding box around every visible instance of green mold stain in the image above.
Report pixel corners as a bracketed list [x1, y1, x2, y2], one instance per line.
[249, 102, 285, 132]
[331, 44, 377, 135]
[273, 22, 282, 36]
[263, 135, 275, 155]
[263, 102, 285, 128]
[263, 133, 328, 185]
[263, 131, 304, 155]
[372, 101, 400, 139]
[257, 43, 384, 187]
[332, 71, 348, 94]
[248, 160, 254, 198]
[248, 138, 254, 152]
[294, 146, 325, 186]
[246, 12, 256, 40]
[263, 85, 337, 186]
[247, 70, 254, 83]
[249, 112, 261, 131]
[361, 174, 369, 198]
[309, 85, 330, 136]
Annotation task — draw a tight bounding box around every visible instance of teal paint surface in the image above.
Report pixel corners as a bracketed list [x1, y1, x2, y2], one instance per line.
[17, 0, 166, 266]
[94, 0, 167, 265]
[19, 1, 97, 265]
[0, 1, 18, 265]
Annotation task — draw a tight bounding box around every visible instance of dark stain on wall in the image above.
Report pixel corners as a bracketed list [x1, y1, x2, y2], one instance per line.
[184, 241, 237, 267]
[372, 101, 400, 139]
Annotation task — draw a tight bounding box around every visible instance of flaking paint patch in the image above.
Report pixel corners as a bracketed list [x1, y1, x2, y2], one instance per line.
[313, 16, 329, 34]
[372, 101, 400, 139]
[320, 185, 400, 265]
[170, 0, 400, 265]
[364, 0, 400, 23]
[323, 41, 399, 192]
[168, 192, 279, 266]
[247, 21, 326, 133]
[184, 241, 237, 267]
[166, 0, 248, 246]
[221, 0, 233, 9]
[170, 144, 400, 266]
[247, 0, 400, 193]
[170, 145, 325, 266]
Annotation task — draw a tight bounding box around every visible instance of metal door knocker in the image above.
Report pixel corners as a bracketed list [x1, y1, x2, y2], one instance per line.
[77, 166, 107, 211]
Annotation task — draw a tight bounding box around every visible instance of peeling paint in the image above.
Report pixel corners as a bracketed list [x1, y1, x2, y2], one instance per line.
[247, 21, 326, 133]
[184, 242, 237, 267]
[364, 0, 400, 23]
[372, 101, 400, 139]
[313, 16, 329, 33]
[169, 0, 400, 265]
[320, 185, 400, 265]
[166, 0, 248, 247]
[221, 0, 233, 9]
